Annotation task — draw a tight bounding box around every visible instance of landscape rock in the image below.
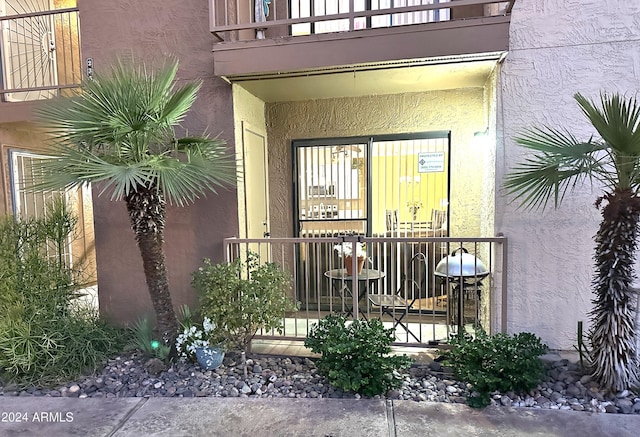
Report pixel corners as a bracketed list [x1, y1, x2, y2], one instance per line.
[1, 351, 638, 416]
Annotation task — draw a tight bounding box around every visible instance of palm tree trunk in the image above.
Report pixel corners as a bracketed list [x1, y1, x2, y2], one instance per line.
[125, 187, 179, 344]
[590, 188, 640, 391]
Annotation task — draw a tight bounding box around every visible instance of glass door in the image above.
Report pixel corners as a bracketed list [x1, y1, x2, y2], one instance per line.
[294, 132, 450, 238]
[371, 135, 450, 237]
[292, 132, 450, 311]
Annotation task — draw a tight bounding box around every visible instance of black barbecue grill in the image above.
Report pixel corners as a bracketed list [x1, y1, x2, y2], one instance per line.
[434, 248, 489, 331]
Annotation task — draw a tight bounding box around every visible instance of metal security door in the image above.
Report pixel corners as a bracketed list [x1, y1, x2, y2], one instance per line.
[0, 0, 58, 101]
[294, 140, 369, 237]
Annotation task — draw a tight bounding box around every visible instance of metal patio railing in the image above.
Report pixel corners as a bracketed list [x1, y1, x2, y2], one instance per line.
[209, 0, 515, 43]
[224, 234, 507, 346]
[0, 7, 82, 102]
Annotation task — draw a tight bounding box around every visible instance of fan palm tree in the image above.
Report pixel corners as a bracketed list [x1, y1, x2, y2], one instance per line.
[504, 92, 640, 392]
[33, 58, 237, 344]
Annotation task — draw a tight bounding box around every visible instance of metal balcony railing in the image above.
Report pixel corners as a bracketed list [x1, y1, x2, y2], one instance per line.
[209, 0, 514, 43]
[224, 234, 507, 346]
[0, 7, 81, 102]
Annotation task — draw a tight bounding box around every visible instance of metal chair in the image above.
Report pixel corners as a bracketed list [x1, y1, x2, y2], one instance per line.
[368, 252, 427, 342]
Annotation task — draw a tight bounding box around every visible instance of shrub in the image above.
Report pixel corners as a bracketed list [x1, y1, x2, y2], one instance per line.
[304, 314, 412, 397]
[0, 204, 125, 387]
[126, 317, 171, 361]
[444, 329, 548, 407]
[192, 252, 297, 353]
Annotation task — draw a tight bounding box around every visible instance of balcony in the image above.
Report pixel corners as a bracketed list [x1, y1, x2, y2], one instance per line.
[209, 0, 515, 77]
[0, 6, 82, 123]
[224, 235, 508, 345]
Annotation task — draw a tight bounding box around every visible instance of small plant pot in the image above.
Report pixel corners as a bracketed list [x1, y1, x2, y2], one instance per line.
[345, 256, 366, 276]
[195, 346, 225, 370]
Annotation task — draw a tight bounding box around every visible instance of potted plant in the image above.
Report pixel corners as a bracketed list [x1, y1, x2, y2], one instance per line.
[334, 242, 367, 275]
[407, 200, 423, 221]
[174, 306, 225, 370]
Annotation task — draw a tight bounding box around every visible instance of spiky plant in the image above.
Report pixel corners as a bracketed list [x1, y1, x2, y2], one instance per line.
[32, 58, 237, 346]
[504, 92, 640, 392]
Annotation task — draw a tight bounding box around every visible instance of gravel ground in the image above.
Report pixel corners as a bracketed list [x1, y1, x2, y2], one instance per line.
[1, 351, 639, 415]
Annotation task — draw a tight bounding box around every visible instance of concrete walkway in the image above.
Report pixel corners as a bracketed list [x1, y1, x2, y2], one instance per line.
[0, 397, 639, 437]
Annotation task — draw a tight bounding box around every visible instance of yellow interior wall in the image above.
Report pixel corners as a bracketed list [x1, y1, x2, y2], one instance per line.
[371, 151, 448, 234]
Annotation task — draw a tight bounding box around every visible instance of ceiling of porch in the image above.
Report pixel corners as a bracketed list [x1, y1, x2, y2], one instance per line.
[230, 55, 502, 103]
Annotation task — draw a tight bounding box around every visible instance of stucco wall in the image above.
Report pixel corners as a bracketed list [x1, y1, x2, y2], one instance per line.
[0, 123, 97, 283]
[497, 0, 640, 349]
[79, 0, 238, 326]
[266, 89, 489, 240]
[233, 85, 267, 239]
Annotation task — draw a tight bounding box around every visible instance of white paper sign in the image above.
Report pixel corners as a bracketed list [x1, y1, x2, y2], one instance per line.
[417, 152, 445, 173]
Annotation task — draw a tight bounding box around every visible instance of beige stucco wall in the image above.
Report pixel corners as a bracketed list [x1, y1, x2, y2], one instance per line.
[233, 85, 267, 239]
[266, 88, 490, 240]
[497, 0, 640, 349]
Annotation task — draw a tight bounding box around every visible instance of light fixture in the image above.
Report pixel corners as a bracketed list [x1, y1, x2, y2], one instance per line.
[474, 127, 489, 137]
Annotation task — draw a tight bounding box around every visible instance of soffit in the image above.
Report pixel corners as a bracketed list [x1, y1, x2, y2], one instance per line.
[231, 57, 501, 102]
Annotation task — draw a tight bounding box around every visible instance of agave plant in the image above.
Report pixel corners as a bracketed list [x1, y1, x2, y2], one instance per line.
[504, 92, 640, 392]
[32, 58, 237, 345]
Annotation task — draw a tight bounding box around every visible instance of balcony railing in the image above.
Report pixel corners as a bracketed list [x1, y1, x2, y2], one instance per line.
[224, 234, 507, 346]
[209, 0, 514, 44]
[0, 7, 81, 102]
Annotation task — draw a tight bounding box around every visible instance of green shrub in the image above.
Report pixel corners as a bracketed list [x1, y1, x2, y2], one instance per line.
[0, 204, 125, 387]
[0, 305, 125, 387]
[193, 252, 298, 353]
[304, 314, 412, 397]
[444, 329, 548, 407]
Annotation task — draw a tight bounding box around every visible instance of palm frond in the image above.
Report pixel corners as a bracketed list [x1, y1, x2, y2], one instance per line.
[153, 138, 238, 206]
[31, 57, 236, 204]
[160, 81, 201, 126]
[575, 93, 640, 189]
[30, 144, 153, 199]
[575, 93, 640, 156]
[504, 126, 608, 210]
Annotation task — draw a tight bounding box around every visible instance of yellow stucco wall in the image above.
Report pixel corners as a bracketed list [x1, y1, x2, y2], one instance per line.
[0, 122, 97, 284]
[265, 88, 489, 238]
[232, 84, 267, 239]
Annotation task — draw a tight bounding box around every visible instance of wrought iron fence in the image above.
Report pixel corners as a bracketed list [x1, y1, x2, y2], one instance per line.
[224, 234, 507, 346]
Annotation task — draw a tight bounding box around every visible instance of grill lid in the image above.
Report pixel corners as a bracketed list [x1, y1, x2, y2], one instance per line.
[435, 248, 489, 278]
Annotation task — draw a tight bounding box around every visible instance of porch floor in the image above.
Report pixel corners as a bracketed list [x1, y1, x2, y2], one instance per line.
[250, 338, 442, 365]
[252, 316, 476, 364]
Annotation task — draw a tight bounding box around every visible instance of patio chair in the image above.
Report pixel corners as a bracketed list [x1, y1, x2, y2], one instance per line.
[368, 252, 427, 342]
[428, 209, 447, 236]
[385, 209, 398, 233]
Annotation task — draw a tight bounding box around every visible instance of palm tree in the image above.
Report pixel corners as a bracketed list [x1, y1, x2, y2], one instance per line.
[504, 92, 640, 392]
[33, 58, 237, 345]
